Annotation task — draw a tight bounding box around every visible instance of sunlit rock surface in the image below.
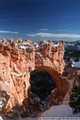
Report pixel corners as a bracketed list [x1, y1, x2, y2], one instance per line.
[0, 38, 72, 117]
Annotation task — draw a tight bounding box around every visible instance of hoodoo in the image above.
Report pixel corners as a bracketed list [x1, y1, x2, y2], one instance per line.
[0, 39, 71, 116]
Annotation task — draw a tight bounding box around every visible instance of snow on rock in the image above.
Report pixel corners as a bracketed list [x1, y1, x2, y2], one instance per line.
[2, 105, 80, 120]
[72, 61, 80, 68]
[32, 42, 39, 48]
[4, 81, 10, 86]
[19, 105, 73, 120]
[36, 52, 42, 56]
[20, 45, 30, 49]
[17, 105, 80, 120]
[0, 100, 3, 108]
[0, 100, 3, 105]
[40, 105, 73, 117]
[42, 40, 49, 45]
[19, 117, 37, 120]
[20, 42, 39, 49]
[70, 113, 80, 117]
[23, 42, 31, 46]
[54, 43, 59, 47]
[11, 72, 26, 77]
[0, 116, 3, 120]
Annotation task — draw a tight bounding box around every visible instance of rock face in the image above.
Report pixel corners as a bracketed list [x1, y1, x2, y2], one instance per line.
[0, 38, 69, 116]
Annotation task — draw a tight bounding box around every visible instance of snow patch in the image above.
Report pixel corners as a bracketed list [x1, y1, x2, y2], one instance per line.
[0, 116, 3, 120]
[0, 105, 3, 108]
[36, 52, 42, 56]
[7, 92, 10, 95]
[20, 46, 30, 49]
[70, 113, 80, 117]
[0, 100, 3, 108]
[42, 40, 49, 45]
[11, 72, 26, 77]
[40, 105, 73, 117]
[1, 105, 80, 120]
[19, 117, 37, 120]
[33, 42, 39, 48]
[0, 100, 3, 105]
[52, 43, 59, 48]
[72, 61, 80, 68]
[23, 42, 30, 46]
[54, 43, 59, 47]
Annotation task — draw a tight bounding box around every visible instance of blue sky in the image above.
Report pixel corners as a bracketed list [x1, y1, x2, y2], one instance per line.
[0, 0, 80, 41]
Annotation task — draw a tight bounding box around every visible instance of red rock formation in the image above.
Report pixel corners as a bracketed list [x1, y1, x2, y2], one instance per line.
[0, 39, 72, 116]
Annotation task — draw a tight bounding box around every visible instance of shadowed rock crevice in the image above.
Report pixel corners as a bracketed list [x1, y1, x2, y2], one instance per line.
[0, 90, 10, 115]
[30, 70, 56, 101]
[27, 70, 56, 116]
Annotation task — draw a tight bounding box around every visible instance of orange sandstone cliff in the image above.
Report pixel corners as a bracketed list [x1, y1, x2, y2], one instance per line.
[0, 39, 75, 117]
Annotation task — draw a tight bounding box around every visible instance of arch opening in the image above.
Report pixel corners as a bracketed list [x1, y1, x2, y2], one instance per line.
[28, 70, 56, 116]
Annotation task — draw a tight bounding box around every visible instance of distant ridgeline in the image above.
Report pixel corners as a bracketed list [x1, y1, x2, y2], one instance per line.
[64, 40, 80, 58]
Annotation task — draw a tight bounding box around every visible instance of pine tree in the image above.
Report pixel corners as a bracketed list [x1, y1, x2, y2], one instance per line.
[69, 75, 80, 114]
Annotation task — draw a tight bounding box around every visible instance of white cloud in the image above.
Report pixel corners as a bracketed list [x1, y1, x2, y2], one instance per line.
[27, 32, 80, 38]
[40, 29, 48, 31]
[0, 30, 18, 34]
[58, 29, 67, 31]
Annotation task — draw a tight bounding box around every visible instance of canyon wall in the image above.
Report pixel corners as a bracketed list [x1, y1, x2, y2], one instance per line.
[0, 38, 71, 116]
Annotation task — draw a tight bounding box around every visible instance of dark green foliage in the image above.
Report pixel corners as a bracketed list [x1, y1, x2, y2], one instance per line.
[30, 70, 56, 101]
[65, 50, 80, 58]
[69, 75, 80, 114]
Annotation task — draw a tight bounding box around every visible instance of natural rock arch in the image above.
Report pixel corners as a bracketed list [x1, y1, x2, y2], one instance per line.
[34, 66, 69, 105]
[30, 69, 56, 100]
[0, 39, 70, 115]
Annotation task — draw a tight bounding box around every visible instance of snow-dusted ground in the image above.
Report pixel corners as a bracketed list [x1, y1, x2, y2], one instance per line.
[40, 105, 73, 117]
[1, 105, 80, 120]
[0, 116, 3, 120]
[71, 113, 80, 117]
[19, 105, 80, 120]
[72, 61, 80, 68]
